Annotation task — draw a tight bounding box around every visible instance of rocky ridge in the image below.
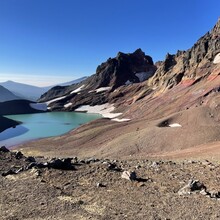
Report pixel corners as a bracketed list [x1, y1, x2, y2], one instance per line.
[38, 48, 156, 111]
[38, 19, 220, 118]
[149, 18, 220, 91]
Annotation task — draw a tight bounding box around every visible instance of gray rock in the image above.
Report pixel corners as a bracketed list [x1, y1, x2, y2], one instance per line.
[85, 158, 100, 164]
[96, 183, 106, 188]
[209, 191, 220, 199]
[25, 156, 36, 163]
[14, 151, 23, 159]
[107, 163, 122, 172]
[178, 180, 206, 196]
[48, 158, 74, 170]
[2, 169, 16, 176]
[121, 171, 137, 181]
[0, 146, 9, 152]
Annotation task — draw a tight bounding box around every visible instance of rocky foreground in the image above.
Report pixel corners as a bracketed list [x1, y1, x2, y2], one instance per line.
[1, 146, 220, 220]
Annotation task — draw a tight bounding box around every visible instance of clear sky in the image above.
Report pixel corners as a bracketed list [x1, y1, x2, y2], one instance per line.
[0, 0, 219, 86]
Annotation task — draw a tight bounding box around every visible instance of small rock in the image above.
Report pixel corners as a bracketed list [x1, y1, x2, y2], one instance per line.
[85, 158, 100, 164]
[79, 159, 85, 164]
[178, 180, 206, 196]
[2, 169, 16, 176]
[136, 182, 145, 187]
[121, 171, 137, 181]
[14, 151, 23, 159]
[209, 191, 220, 198]
[26, 162, 47, 169]
[200, 189, 208, 196]
[25, 156, 36, 163]
[107, 163, 122, 172]
[15, 167, 23, 174]
[48, 158, 74, 170]
[135, 165, 141, 169]
[96, 183, 106, 188]
[73, 157, 78, 163]
[0, 146, 9, 152]
[150, 161, 159, 168]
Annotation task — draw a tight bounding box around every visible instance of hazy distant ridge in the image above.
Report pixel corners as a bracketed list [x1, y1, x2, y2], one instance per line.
[0, 77, 87, 101]
[0, 85, 21, 102]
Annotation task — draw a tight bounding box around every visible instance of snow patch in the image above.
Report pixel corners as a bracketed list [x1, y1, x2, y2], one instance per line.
[111, 118, 131, 122]
[70, 85, 85, 94]
[29, 103, 47, 111]
[169, 123, 182, 128]
[213, 53, 220, 64]
[46, 95, 67, 105]
[89, 87, 111, 93]
[95, 87, 111, 93]
[64, 103, 73, 108]
[75, 103, 122, 119]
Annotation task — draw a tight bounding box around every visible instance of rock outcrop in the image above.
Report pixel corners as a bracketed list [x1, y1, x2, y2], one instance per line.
[38, 49, 156, 111]
[149, 18, 220, 91]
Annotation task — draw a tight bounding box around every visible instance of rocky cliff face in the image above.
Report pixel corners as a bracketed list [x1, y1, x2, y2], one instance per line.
[149, 18, 220, 91]
[38, 49, 156, 110]
[86, 48, 155, 90]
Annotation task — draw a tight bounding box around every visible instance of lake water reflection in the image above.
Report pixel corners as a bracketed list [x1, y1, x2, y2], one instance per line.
[0, 112, 101, 148]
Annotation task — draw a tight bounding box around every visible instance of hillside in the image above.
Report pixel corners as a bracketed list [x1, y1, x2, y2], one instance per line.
[0, 85, 20, 102]
[19, 18, 220, 160]
[0, 100, 47, 115]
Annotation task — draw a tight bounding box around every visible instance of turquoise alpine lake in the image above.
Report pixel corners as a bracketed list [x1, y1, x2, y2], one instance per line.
[0, 112, 101, 148]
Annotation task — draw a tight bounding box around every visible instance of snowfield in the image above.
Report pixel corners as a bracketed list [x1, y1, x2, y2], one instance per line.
[64, 103, 73, 108]
[46, 96, 67, 105]
[75, 103, 122, 118]
[70, 85, 85, 94]
[169, 123, 182, 128]
[213, 53, 220, 64]
[75, 103, 131, 122]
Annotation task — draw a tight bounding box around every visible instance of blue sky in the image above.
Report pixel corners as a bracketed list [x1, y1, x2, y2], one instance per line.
[0, 0, 219, 86]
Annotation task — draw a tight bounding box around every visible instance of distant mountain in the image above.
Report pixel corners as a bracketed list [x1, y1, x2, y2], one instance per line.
[0, 81, 48, 101]
[0, 85, 21, 102]
[58, 77, 88, 87]
[0, 77, 88, 101]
